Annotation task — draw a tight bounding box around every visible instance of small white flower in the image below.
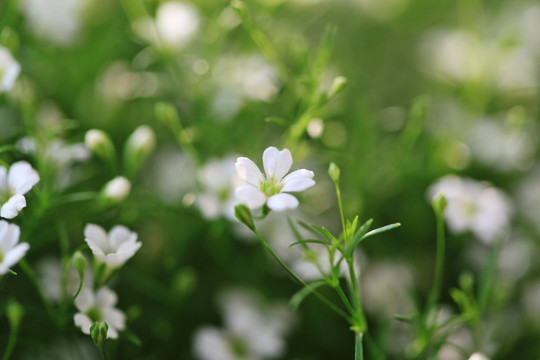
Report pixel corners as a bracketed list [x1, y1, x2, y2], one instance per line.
[84, 224, 141, 269]
[468, 352, 490, 360]
[0, 46, 21, 93]
[102, 177, 131, 202]
[428, 175, 512, 243]
[73, 287, 126, 339]
[235, 147, 315, 212]
[0, 161, 40, 219]
[0, 221, 29, 275]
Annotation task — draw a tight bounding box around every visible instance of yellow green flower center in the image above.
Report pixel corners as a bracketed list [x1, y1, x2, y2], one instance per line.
[260, 176, 283, 197]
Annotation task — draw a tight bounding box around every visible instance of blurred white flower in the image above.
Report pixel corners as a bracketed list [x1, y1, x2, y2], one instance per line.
[0, 46, 21, 93]
[21, 0, 90, 46]
[193, 288, 294, 360]
[84, 223, 141, 269]
[211, 55, 279, 120]
[517, 167, 540, 236]
[196, 155, 241, 220]
[73, 287, 126, 339]
[468, 352, 490, 360]
[428, 175, 512, 243]
[102, 177, 131, 202]
[37, 256, 91, 302]
[0, 221, 29, 275]
[0, 161, 40, 219]
[132, 1, 199, 50]
[235, 147, 315, 212]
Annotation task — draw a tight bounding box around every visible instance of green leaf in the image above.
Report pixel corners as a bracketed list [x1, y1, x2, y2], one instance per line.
[394, 314, 417, 324]
[362, 223, 401, 241]
[297, 220, 325, 239]
[287, 217, 304, 242]
[344, 219, 373, 256]
[288, 239, 330, 248]
[289, 280, 327, 310]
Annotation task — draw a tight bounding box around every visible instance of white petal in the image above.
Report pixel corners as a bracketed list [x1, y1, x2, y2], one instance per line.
[267, 193, 299, 212]
[0, 167, 7, 189]
[86, 238, 106, 258]
[84, 224, 109, 251]
[263, 147, 292, 181]
[109, 225, 137, 248]
[1, 194, 26, 219]
[2, 242, 29, 269]
[235, 185, 266, 209]
[103, 308, 126, 332]
[0, 220, 20, 251]
[281, 169, 315, 192]
[75, 288, 95, 311]
[235, 157, 263, 186]
[74, 313, 93, 335]
[96, 287, 118, 307]
[8, 161, 40, 195]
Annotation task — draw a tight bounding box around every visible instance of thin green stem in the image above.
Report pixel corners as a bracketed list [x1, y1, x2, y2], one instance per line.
[428, 212, 446, 310]
[335, 182, 349, 245]
[19, 259, 58, 326]
[98, 346, 109, 360]
[347, 258, 366, 331]
[253, 229, 353, 324]
[355, 332, 364, 360]
[1, 324, 19, 360]
[333, 284, 356, 317]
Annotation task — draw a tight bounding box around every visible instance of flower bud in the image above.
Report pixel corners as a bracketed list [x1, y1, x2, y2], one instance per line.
[102, 176, 131, 203]
[328, 76, 348, 99]
[328, 162, 340, 184]
[90, 321, 109, 347]
[432, 192, 447, 216]
[230, 0, 248, 19]
[6, 298, 24, 329]
[234, 204, 255, 231]
[72, 251, 87, 279]
[154, 102, 180, 129]
[123, 125, 156, 177]
[85, 129, 116, 163]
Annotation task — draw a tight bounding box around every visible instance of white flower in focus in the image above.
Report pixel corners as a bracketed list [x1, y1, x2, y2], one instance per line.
[235, 147, 315, 212]
[428, 175, 512, 243]
[196, 155, 241, 220]
[0, 46, 21, 93]
[84, 224, 141, 269]
[0, 161, 40, 219]
[102, 177, 131, 202]
[73, 287, 126, 339]
[0, 221, 29, 275]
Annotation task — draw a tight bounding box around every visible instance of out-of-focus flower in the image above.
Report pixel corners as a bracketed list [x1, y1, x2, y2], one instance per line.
[0, 161, 40, 219]
[37, 257, 90, 302]
[0, 221, 29, 275]
[84, 224, 141, 269]
[123, 125, 156, 177]
[21, 0, 90, 46]
[196, 155, 241, 220]
[132, 1, 199, 50]
[517, 167, 540, 236]
[211, 55, 279, 120]
[427, 175, 512, 243]
[102, 177, 131, 203]
[73, 287, 126, 339]
[235, 147, 315, 212]
[84, 129, 116, 162]
[0, 46, 21, 93]
[193, 288, 294, 360]
[468, 352, 490, 360]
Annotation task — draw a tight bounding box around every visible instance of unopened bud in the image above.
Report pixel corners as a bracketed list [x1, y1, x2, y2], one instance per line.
[123, 125, 156, 177]
[85, 129, 116, 162]
[154, 102, 180, 129]
[72, 251, 87, 278]
[432, 193, 447, 216]
[102, 176, 131, 203]
[328, 76, 348, 99]
[230, 0, 247, 19]
[328, 162, 340, 183]
[6, 298, 24, 329]
[234, 204, 255, 231]
[90, 321, 109, 347]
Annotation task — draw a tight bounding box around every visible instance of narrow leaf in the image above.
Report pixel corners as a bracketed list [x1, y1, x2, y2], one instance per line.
[393, 314, 417, 324]
[362, 223, 401, 241]
[344, 219, 373, 256]
[288, 239, 330, 248]
[289, 280, 327, 310]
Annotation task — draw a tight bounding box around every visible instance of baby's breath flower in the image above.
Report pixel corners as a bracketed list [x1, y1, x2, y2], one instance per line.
[102, 176, 131, 203]
[0, 46, 21, 93]
[74, 287, 126, 339]
[0, 221, 29, 275]
[0, 161, 40, 219]
[84, 224, 141, 270]
[235, 147, 315, 212]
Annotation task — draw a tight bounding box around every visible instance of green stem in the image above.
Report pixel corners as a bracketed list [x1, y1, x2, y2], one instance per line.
[347, 258, 366, 330]
[334, 284, 357, 318]
[355, 332, 364, 360]
[428, 212, 446, 310]
[1, 324, 19, 360]
[253, 229, 353, 324]
[335, 182, 349, 245]
[98, 345, 109, 360]
[19, 259, 58, 326]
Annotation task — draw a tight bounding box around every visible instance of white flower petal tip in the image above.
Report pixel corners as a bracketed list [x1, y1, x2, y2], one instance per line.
[234, 146, 315, 213]
[84, 223, 141, 269]
[0, 162, 39, 219]
[0, 220, 29, 275]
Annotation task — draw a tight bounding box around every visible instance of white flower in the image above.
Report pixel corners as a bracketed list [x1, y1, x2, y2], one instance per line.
[102, 177, 131, 202]
[196, 155, 241, 220]
[0, 161, 40, 219]
[235, 147, 315, 212]
[427, 175, 512, 243]
[84, 224, 141, 269]
[73, 287, 126, 339]
[0, 221, 29, 275]
[468, 352, 490, 360]
[0, 46, 21, 93]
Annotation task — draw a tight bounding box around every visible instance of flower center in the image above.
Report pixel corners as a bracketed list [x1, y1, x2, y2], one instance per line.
[260, 176, 283, 197]
[86, 306, 103, 322]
